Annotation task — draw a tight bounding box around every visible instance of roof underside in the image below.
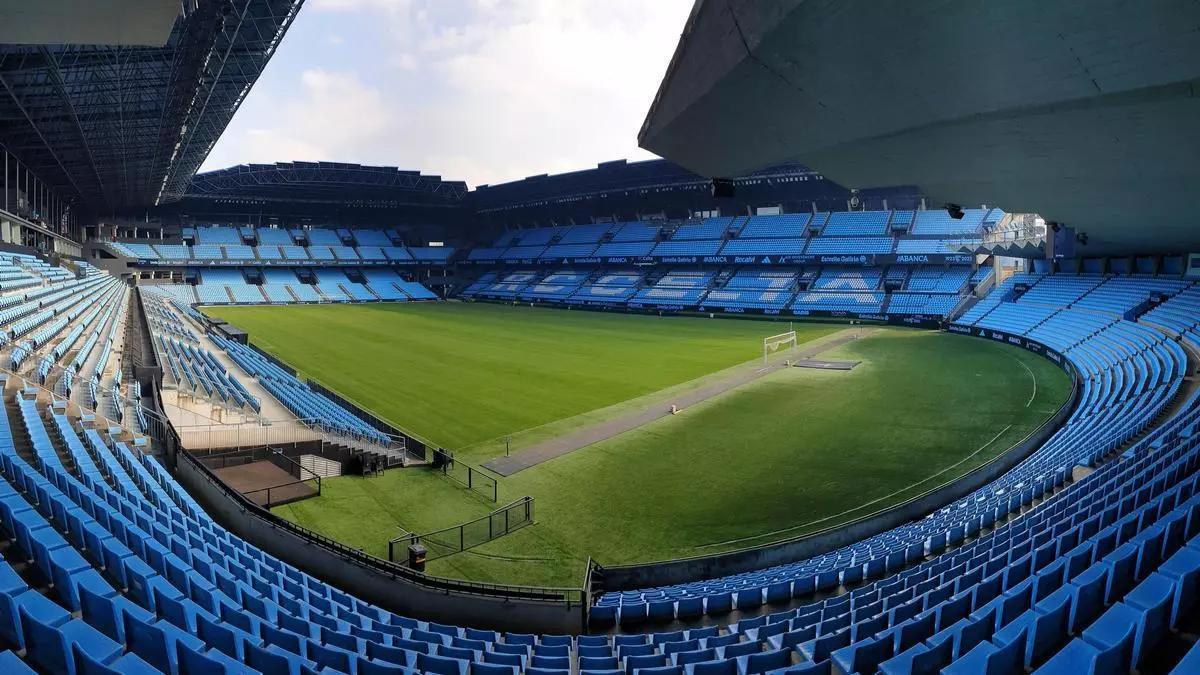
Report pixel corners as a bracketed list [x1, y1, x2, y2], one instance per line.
[640, 0, 1200, 256]
[0, 1, 180, 47]
[188, 162, 469, 205]
[0, 0, 303, 214]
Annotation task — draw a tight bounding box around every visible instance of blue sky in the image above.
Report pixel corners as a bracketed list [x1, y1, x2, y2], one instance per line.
[202, 0, 694, 188]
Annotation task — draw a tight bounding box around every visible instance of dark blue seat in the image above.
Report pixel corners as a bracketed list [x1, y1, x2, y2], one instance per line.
[72, 644, 159, 675]
[245, 642, 317, 675]
[530, 655, 570, 670]
[483, 651, 525, 667]
[1120, 573, 1175, 670]
[1031, 636, 1126, 675]
[472, 663, 517, 675]
[620, 602, 649, 626]
[1170, 639, 1200, 674]
[581, 656, 619, 670]
[738, 648, 791, 674]
[673, 649, 716, 667]
[357, 656, 411, 675]
[626, 653, 668, 673]
[0, 650, 35, 674]
[941, 630, 1027, 675]
[685, 658, 737, 675]
[831, 636, 892, 675]
[418, 652, 469, 675]
[1158, 543, 1200, 627]
[176, 639, 259, 675]
[991, 586, 1072, 668]
[1078, 603, 1139, 674]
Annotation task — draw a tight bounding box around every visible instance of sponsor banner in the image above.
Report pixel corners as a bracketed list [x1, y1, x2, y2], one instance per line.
[889, 253, 974, 265]
[535, 252, 973, 266]
[946, 323, 1070, 373]
[694, 305, 785, 316]
[137, 258, 439, 267]
[889, 314, 941, 328]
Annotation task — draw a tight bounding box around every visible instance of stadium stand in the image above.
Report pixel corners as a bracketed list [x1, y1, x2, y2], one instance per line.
[257, 228, 294, 246]
[739, 213, 811, 238]
[6, 266, 1195, 674]
[822, 211, 890, 236]
[805, 237, 895, 255]
[720, 238, 806, 256]
[612, 222, 661, 242]
[910, 209, 988, 235]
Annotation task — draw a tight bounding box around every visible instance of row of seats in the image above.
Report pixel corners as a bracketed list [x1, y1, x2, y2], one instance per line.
[210, 333, 391, 447]
[468, 236, 980, 261]
[143, 275, 437, 307]
[463, 266, 970, 318]
[108, 242, 453, 263]
[490, 209, 998, 249]
[143, 295, 261, 413]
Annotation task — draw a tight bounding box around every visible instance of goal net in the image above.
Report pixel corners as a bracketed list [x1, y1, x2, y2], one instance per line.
[763, 330, 798, 363]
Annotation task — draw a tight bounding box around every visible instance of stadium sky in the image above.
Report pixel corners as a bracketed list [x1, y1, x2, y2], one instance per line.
[201, 0, 694, 189]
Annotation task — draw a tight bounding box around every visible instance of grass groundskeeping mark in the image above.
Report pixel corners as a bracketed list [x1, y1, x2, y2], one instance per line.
[211, 304, 1071, 588]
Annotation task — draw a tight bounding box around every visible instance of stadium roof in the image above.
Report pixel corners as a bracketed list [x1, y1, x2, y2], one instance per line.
[472, 158, 822, 212]
[640, 0, 1200, 255]
[187, 162, 469, 206]
[0, 1, 180, 46]
[0, 0, 302, 214]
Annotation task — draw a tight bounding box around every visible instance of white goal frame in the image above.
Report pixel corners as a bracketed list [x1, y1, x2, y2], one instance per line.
[763, 330, 798, 363]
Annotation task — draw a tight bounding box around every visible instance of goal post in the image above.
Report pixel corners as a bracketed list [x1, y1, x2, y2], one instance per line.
[763, 330, 798, 364]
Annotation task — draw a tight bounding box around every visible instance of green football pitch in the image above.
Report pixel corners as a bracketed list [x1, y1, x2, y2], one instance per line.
[206, 302, 1071, 587]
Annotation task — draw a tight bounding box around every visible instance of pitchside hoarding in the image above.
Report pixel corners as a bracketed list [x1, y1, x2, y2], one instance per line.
[462, 253, 974, 266]
[946, 323, 1070, 372]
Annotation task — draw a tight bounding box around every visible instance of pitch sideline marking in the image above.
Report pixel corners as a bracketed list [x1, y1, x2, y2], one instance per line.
[692, 423, 1014, 550]
[1014, 355, 1038, 408]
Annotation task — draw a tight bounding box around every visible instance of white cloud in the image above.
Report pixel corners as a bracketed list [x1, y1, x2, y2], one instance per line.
[203, 0, 694, 188]
[204, 68, 395, 169]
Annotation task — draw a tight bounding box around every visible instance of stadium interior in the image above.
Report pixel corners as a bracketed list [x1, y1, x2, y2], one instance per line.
[0, 1, 1194, 674]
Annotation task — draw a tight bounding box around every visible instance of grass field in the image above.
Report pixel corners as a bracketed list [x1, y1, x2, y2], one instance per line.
[208, 303, 1071, 587]
[207, 303, 840, 449]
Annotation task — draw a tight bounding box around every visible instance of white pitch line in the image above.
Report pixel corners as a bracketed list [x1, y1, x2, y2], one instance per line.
[1015, 356, 1037, 407]
[692, 424, 1014, 550]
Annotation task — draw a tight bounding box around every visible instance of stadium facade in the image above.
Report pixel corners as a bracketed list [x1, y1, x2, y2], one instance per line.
[0, 2, 1195, 674]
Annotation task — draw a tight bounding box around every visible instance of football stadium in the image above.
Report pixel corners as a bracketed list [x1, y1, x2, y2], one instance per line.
[0, 1, 1194, 674]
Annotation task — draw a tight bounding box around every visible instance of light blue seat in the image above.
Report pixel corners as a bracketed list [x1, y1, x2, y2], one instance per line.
[21, 604, 123, 675]
[122, 610, 206, 675]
